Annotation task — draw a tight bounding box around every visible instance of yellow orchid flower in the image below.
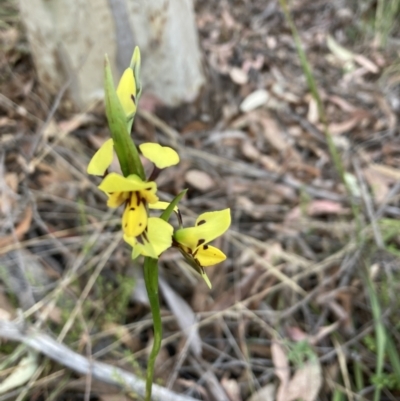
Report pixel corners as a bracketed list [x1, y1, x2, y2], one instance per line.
[174, 209, 231, 287]
[98, 172, 158, 239]
[116, 67, 137, 117]
[87, 138, 179, 258]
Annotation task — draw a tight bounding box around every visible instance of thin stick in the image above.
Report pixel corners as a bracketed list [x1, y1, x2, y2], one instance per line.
[0, 320, 198, 401]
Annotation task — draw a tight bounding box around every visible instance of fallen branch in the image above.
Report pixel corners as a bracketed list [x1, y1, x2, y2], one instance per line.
[0, 319, 198, 401]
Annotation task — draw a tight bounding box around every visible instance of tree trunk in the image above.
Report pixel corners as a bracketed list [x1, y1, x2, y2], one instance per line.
[19, 0, 205, 109]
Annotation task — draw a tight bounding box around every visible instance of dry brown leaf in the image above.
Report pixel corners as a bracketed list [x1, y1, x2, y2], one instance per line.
[241, 141, 261, 161]
[0, 206, 32, 250]
[259, 155, 281, 172]
[240, 89, 270, 112]
[286, 200, 345, 221]
[246, 384, 275, 401]
[0, 172, 19, 214]
[370, 163, 400, 180]
[260, 116, 289, 152]
[307, 97, 319, 124]
[328, 116, 360, 135]
[287, 326, 308, 342]
[328, 95, 357, 112]
[229, 67, 248, 85]
[221, 377, 241, 401]
[353, 54, 379, 73]
[284, 359, 322, 401]
[363, 167, 392, 203]
[271, 341, 290, 401]
[185, 170, 215, 192]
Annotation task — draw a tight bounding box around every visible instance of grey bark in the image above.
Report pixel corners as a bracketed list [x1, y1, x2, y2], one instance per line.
[19, 0, 205, 108]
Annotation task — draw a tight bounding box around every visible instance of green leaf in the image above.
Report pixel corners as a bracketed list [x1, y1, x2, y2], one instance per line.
[160, 189, 187, 222]
[104, 55, 145, 179]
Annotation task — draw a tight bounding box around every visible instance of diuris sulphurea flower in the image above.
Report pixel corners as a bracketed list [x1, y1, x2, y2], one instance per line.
[174, 208, 231, 288]
[87, 139, 179, 258]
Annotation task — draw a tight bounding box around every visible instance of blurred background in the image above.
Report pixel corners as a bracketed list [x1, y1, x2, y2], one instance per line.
[1, 0, 400, 400]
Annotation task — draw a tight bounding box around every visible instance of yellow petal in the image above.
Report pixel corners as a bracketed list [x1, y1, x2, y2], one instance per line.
[122, 192, 147, 237]
[139, 187, 159, 205]
[99, 173, 156, 194]
[133, 241, 158, 259]
[174, 209, 231, 250]
[87, 138, 114, 176]
[106, 191, 130, 208]
[195, 245, 226, 267]
[146, 217, 173, 255]
[149, 201, 178, 212]
[125, 217, 172, 259]
[139, 143, 180, 169]
[116, 68, 137, 116]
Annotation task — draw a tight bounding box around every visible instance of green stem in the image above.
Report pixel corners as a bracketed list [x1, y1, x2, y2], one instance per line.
[143, 257, 162, 401]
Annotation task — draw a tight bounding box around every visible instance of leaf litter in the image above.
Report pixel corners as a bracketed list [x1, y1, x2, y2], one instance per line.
[1, 0, 400, 400]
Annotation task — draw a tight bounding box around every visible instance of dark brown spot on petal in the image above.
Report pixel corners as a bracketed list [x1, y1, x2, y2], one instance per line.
[197, 220, 206, 226]
[136, 193, 141, 206]
[130, 207, 135, 211]
[108, 192, 114, 195]
[197, 239, 205, 247]
[145, 187, 152, 191]
[131, 94, 136, 104]
[142, 230, 149, 242]
[194, 258, 205, 273]
[139, 223, 142, 226]
[203, 245, 209, 250]
[124, 223, 127, 228]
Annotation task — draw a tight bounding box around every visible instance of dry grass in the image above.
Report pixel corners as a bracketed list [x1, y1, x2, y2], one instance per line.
[0, 0, 400, 400]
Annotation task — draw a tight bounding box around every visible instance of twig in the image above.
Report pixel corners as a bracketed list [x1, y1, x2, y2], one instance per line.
[0, 320, 198, 401]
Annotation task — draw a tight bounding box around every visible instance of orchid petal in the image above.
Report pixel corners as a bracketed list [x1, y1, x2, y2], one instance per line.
[99, 173, 157, 195]
[107, 191, 130, 208]
[195, 245, 226, 267]
[116, 68, 137, 116]
[87, 138, 114, 176]
[139, 143, 180, 169]
[124, 217, 173, 259]
[145, 217, 173, 256]
[122, 192, 147, 237]
[174, 209, 230, 249]
[149, 201, 178, 212]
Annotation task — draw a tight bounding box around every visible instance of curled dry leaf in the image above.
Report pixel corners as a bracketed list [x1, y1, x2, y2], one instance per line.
[286, 200, 345, 222]
[246, 384, 276, 401]
[185, 169, 215, 192]
[241, 140, 261, 161]
[272, 341, 290, 401]
[221, 377, 241, 401]
[284, 359, 322, 401]
[229, 67, 248, 85]
[240, 89, 270, 112]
